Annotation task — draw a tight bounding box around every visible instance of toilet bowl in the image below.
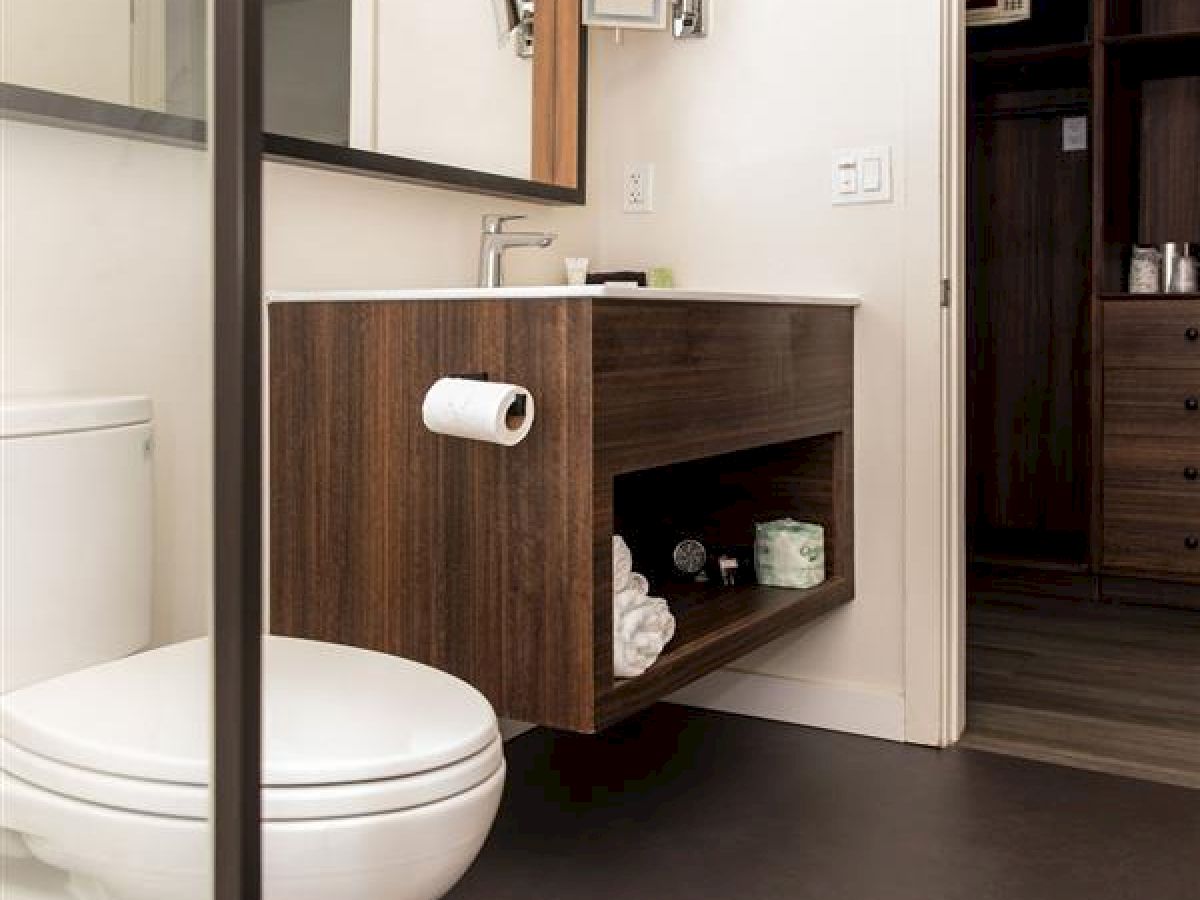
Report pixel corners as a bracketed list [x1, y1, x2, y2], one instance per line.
[1, 637, 505, 900]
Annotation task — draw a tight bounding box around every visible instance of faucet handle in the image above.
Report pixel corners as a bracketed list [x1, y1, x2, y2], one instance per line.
[482, 214, 526, 234]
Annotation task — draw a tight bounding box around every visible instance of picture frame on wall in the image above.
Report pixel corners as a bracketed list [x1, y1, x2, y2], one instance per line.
[582, 0, 668, 30]
[966, 0, 1032, 27]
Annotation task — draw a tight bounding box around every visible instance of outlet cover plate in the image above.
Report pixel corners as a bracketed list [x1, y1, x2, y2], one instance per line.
[624, 162, 655, 214]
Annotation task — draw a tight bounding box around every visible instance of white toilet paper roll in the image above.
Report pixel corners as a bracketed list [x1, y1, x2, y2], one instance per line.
[421, 378, 535, 447]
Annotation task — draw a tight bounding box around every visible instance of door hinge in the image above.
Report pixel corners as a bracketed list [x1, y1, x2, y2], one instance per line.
[941, 277, 951, 309]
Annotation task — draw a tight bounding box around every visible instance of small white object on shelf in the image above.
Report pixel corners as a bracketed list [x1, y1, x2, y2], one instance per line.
[966, 0, 1032, 28]
[612, 536, 676, 678]
[1130, 246, 1163, 295]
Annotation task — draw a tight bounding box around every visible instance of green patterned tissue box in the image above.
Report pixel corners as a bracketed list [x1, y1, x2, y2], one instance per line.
[754, 520, 826, 589]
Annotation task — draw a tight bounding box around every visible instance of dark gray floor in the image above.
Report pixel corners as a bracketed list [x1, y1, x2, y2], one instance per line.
[449, 705, 1200, 900]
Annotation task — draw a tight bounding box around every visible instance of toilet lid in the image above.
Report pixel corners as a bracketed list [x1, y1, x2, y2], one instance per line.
[1, 735, 504, 820]
[0, 636, 498, 786]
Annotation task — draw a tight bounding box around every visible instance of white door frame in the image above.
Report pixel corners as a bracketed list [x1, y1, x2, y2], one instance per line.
[902, 0, 966, 748]
[945, 0, 964, 748]
[938, 0, 967, 746]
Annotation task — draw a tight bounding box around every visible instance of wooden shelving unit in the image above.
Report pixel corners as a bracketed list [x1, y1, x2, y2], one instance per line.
[968, 41, 1093, 92]
[967, 23, 1094, 572]
[1100, 292, 1200, 302]
[969, 40, 1093, 63]
[596, 578, 850, 727]
[1102, 29, 1200, 48]
[967, 0, 1200, 593]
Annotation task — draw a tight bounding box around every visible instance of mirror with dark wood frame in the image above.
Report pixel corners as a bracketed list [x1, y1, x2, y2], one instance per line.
[0, 0, 586, 204]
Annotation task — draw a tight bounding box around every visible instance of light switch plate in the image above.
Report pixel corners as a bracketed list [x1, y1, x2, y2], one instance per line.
[1062, 116, 1087, 152]
[832, 146, 893, 206]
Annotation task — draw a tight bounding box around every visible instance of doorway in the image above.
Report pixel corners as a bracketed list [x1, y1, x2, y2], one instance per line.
[955, 0, 1200, 788]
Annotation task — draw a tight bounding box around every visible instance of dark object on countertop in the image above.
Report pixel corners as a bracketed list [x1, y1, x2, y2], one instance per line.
[586, 270, 648, 287]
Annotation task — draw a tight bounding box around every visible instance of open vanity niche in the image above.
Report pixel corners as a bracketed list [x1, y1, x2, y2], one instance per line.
[604, 437, 850, 722]
[269, 293, 855, 732]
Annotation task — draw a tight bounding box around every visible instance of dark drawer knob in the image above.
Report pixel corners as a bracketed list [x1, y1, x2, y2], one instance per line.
[1188, 327, 1200, 342]
[1187, 467, 1200, 481]
[1188, 397, 1200, 412]
[1187, 537, 1200, 551]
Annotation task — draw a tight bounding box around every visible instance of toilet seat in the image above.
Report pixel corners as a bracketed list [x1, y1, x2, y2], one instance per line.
[1, 734, 504, 820]
[0, 636, 502, 820]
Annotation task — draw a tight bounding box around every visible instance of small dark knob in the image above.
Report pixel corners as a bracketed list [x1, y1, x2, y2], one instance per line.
[1186, 467, 1200, 481]
[1186, 536, 1200, 551]
[1188, 327, 1200, 342]
[1188, 397, 1200, 412]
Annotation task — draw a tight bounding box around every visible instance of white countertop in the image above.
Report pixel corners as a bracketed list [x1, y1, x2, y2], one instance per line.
[266, 285, 861, 307]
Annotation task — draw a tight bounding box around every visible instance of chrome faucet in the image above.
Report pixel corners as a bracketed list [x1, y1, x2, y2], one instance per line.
[478, 214, 556, 288]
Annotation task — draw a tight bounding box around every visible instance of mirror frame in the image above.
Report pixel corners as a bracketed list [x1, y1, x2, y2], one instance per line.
[0, 0, 587, 206]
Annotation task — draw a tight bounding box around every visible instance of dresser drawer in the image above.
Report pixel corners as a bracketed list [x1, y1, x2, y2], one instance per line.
[1104, 436, 1200, 498]
[1105, 369, 1200, 438]
[1105, 300, 1200, 369]
[1104, 436, 1200, 578]
[1103, 524, 1200, 579]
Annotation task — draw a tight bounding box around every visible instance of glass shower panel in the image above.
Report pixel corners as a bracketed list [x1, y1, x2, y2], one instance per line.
[0, 2, 215, 897]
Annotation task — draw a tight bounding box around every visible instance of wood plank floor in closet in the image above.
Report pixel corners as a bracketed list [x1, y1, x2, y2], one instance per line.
[962, 591, 1200, 790]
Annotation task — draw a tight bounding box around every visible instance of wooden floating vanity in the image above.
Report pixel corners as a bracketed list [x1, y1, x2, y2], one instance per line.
[268, 288, 857, 732]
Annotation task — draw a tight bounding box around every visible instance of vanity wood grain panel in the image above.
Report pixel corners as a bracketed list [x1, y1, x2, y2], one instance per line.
[271, 297, 855, 732]
[1104, 299, 1200, 369]
[270, 300, 596, 731]
[592, 301, 854, 474]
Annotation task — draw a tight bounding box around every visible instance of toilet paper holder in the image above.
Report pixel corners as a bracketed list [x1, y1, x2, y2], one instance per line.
[449, 372, 528, 419]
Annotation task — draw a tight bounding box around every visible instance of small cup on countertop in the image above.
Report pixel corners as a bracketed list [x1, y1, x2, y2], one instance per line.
[564, 257, 590, 286]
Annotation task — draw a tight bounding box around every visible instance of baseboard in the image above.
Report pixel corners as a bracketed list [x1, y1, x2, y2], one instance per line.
[667, 669, 906, 742]
[499, 719, 535, 742]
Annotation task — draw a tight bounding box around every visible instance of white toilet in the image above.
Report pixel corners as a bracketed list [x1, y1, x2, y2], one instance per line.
[0, 395, 505, 900]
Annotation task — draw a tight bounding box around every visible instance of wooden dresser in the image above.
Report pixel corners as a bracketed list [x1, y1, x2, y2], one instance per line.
[1103, 299, 1200, 582]
[966, 0, 1200, 607]
[268, 294, 856, 732]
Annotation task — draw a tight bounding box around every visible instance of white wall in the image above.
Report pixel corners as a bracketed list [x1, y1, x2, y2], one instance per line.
[0, 121, 213, 644]
[1, 0, 133, 104]
[263, 163, 590, 291]
[582, 3, 943, 740]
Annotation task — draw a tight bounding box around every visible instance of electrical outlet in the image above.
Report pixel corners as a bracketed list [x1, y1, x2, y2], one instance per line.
[623, 163, 655, 214]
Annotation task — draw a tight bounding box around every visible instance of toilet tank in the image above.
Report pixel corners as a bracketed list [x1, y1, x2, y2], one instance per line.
[1, 395, 154, 693]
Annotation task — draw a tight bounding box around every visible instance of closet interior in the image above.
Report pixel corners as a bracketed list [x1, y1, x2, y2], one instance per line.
[964, 0, 1200, 787]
